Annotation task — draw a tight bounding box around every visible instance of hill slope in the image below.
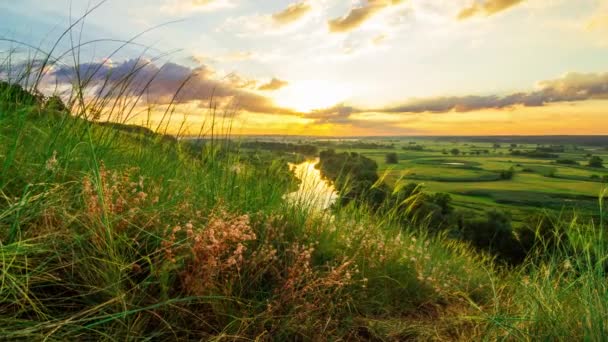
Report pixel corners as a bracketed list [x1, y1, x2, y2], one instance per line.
[1, 85, 607, 340]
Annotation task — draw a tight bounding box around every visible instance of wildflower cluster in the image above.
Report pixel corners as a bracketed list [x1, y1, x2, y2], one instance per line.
[45, 150, 58, 171]
[265, 241, 358, 325]
[162, 210, 256, 296]
[81, 162, 160, 232]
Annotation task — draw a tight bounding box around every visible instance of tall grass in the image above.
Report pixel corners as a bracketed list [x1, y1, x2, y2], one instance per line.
[1, 8, 607, 340]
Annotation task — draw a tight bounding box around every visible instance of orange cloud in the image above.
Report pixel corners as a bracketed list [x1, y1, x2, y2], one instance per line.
[258, 78, 289, 91]
[272, 2, 313, 25]
[458, 0, 525, 20]
[328, 0, 403, 33]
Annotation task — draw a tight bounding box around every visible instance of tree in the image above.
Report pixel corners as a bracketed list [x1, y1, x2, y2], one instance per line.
[45, 95, 68, 113]
[556, 159, 578, 166]
[499, 167, 515, 180]
[385, 152, 399, 164]
[588, 156, 604, 168]
[0, 81, 42, 106]
[459, 209, 525, 264]
[450, 148, 460, 156]
[518, 213, 569, 258]
[317, 150, 383, 205]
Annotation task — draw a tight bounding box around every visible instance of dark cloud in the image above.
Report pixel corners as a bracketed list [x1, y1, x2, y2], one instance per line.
[306, 104, 356, 124]
[378, 72, 608, 113]
[304, 104, 423, 134]
[458, 0, 525, 20]
[257, 78, 288, 91]
[328, 0, 403, 33]
[303, 72, 608, 126]
[49, 59, 299, 115]
[272, 2, 312, 25]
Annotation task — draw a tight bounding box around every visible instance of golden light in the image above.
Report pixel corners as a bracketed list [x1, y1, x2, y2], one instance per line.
[272, 80, 352, 112]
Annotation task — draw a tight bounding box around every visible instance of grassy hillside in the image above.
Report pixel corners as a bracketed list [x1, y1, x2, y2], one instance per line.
[1, 86, 608, 340]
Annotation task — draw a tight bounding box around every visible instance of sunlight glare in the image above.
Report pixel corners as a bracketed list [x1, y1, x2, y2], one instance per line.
[273, 80, 351, 113]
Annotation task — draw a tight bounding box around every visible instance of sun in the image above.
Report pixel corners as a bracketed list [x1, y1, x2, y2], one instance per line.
[272, 80, 351, 113]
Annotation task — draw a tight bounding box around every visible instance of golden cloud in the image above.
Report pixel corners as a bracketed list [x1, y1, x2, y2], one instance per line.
[272, 2, 313, 25]
[301, 71, 608, 126]
[328, 0, 403, 33]
[257, 78, 289, 91]
[458, 0, 525, 20]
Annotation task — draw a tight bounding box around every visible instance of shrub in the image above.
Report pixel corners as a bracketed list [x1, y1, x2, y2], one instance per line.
[588, 156, 604, 168]
[385, 152, 399, 164]
[556, 159, 578, 166]
[500, 167, 515, 180]
[458, 210, 525, 264]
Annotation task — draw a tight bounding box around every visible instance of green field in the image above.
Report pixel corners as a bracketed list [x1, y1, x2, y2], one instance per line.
[307, 138, 608, 220]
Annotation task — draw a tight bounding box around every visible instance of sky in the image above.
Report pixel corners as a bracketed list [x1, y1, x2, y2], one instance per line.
[1, 0, 608, 136]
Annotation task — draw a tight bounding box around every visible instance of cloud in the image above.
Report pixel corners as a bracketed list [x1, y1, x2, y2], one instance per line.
[302, 104, 423, 134]
[304, 71, 608, 125]
[372, 33, 387, 45]
[586, 3, 608, 37]
[377, 71, 608, 113]
[190, 51, 279, 66]
[161, 0, 236, 13]
[220, 1, 318, 36]
[306, 104, 356, 123]
[258, 78, 289, 91]
[328, 0, 404, 33]
[587, 14, 608, 31]
[272, 2, 313, 25]
[47, 59, 299, 115]
[457, 0, 525, 20]
[221, 51, 256, 61]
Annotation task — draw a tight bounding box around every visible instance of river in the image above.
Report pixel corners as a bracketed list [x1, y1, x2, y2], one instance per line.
[286, 158, 338, 210]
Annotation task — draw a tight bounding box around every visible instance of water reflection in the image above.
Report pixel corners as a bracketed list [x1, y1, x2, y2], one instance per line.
[286, 159, 338, 210]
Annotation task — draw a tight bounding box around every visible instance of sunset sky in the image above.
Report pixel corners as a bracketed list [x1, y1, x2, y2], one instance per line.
[1, 0, 608, 136]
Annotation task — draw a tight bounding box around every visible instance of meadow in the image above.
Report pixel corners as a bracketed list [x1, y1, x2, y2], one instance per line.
[1, 25, 608, 341]
[295, 137, 608, 222]
[3, 89, 608, 339]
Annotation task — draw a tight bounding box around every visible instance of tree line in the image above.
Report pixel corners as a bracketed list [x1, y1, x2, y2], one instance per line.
[316, 149, 581, 265]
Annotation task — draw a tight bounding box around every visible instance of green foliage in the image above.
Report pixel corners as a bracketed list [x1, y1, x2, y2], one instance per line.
[556, 159, 579, 165]
[0, 81, 42, 108]
[317, 149, 382, 205]
[511, 149, 559, 159]
[499, 167, 516, 180]
[588, 156, 604, 168]
[43, 95, 68, 113]
[457, 209, 525, 264]
[517, 212, 569, 257]
[238, 140, 318, 156]
[2, 31, 608, 341]
[385, 152, 399, 164]
[402, 144, 424, 151]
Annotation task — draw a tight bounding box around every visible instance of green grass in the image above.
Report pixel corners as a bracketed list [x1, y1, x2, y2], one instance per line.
[322, 143, 608, 219]
[1, 39, 608, 340]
